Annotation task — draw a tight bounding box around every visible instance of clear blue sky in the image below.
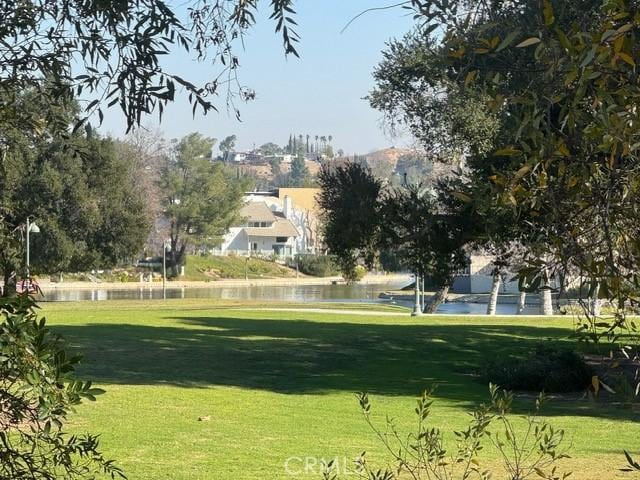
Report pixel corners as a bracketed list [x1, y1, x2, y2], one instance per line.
[100, 1, 415, 154]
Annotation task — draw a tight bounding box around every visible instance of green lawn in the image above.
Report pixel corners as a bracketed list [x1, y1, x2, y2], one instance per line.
[42, 300, 640, 480]
[183, 255, 299, 281]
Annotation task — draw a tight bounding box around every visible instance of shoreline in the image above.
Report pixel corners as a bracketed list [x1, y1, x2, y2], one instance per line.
[33, 273, 411, 291]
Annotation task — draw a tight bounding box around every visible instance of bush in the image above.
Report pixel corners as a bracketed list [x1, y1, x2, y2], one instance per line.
[0, 293, 124, 479]
[486, 345, 593, 393]
[353, 265, 367, 282]
[291, 254, 340, 277]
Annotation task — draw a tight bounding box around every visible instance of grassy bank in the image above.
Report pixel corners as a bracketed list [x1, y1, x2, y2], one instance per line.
[183, 255, 299, 281]
[42, 300, 640, 479]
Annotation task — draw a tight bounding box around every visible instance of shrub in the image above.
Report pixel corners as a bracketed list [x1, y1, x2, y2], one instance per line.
[486, 345, 593, 393]
[353, 265, 367, 282]
[0, 293, 125, 479]
[323, 385, 571, 480]
[291, 254, 340, 277]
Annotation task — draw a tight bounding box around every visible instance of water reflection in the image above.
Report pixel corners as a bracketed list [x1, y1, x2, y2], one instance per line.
[41, 283, 540, 315]
[42, 282, 405, 303]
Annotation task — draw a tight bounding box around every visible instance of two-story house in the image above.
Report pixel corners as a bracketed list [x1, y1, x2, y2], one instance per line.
[219, 201, 299, 257]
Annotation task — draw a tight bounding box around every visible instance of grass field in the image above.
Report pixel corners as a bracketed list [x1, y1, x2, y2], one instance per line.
[42, 300, 640, 480]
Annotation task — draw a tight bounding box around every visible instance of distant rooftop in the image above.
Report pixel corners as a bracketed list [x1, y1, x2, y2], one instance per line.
[240, 202, 276, 223]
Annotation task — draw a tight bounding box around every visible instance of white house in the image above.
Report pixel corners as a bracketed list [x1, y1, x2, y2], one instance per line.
[219, 201, 299, 257]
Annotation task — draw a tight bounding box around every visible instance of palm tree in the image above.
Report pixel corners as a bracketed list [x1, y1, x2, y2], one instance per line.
[306, 134, 310, 154]
[328, 135, 333, 145]
[315, 135, 319, 154]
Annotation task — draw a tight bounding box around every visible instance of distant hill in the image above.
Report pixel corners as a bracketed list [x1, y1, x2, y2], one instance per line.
[362, 147, 413, 172]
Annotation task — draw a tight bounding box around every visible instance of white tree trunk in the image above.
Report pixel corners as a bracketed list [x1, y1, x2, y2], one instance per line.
[517, 291, 527, 315]
[539, 287, 554, 315]
[486, 272, 501, 315]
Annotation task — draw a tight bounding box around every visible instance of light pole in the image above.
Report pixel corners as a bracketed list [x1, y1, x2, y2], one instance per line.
[25, 217, 40, 292]
[162, 239, 170, 299]
[411, 272, 423, 316]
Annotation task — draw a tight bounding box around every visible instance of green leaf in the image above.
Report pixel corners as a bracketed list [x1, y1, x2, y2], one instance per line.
[495, 31, 520, 52]
[494, 146, 522, 156]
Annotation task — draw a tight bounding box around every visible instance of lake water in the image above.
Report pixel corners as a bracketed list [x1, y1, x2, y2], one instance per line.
[40, 281, 540, 314]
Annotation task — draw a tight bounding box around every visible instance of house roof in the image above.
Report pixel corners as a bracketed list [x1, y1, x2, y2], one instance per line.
[240, 201, 277, 223]
[244, 219, 299, 238]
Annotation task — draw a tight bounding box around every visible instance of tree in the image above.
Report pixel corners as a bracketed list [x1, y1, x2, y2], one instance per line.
[219, 135, 236, 162]
[318, 163, 382, 280]
[0, 1, 300, 134]
[118, 128, 172, 254]
[159, 133, 246, 276]
[269, 157, 282, 177]
[369, 8, 611, 316]
[0, 94, 149, 294]
[396, 0, 640, 322]
[287, 134, 293, 154]
[319, 162, 470, 309]
[289, 156, 310, 187]
[258, 142, 283, 156]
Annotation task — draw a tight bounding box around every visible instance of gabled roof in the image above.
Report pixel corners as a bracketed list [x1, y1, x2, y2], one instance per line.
[240, 201, 277, 223]
[244, 219, 299, 238]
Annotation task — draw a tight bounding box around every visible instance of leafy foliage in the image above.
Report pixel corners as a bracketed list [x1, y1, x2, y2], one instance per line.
[291, 254, 340, 278]
[370, 0, 640, 384]
[318, 162, 471, 308]
[318, 163, 383, 279]
[0, 93, 149, 293]
[324, 385, 570, 480]
[289, 156, 311, 187]
[159, 133, 247, 276]
[0, 0, 300, 133]
[0, 293, 124, 479]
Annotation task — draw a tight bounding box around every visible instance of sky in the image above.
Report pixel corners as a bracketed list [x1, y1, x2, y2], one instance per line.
[100, 1, 416, 155]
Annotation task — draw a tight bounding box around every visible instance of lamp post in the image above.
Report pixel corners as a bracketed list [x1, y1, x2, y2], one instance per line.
[162, 239, 170, 299]
[411, 272, 423, 316]
[25, 217, 40, 292]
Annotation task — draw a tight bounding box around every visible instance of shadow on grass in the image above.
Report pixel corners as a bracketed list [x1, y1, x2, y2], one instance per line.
[51, 315, 640, 421]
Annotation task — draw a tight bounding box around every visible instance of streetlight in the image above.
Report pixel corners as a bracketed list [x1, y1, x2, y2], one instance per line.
[411, 272, 423, 316]
[25, 217, 40, 292]
[162, 239, 171, 299]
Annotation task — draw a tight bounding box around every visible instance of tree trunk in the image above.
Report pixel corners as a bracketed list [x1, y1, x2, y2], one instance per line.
[517, 291, 527, 315]
[425, 284, 449, 313]
[2, 269, 16, 297]
[589, 282, 601, 317]
[539, 287, 554, 315]
[486, 272, 501, 315]
[421, 275, 426, 311]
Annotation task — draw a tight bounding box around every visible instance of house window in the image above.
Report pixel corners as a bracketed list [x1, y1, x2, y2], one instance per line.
[252, 243, 258, 251]
[276, 236, 288, 243]
[260, 221, 269, 227]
